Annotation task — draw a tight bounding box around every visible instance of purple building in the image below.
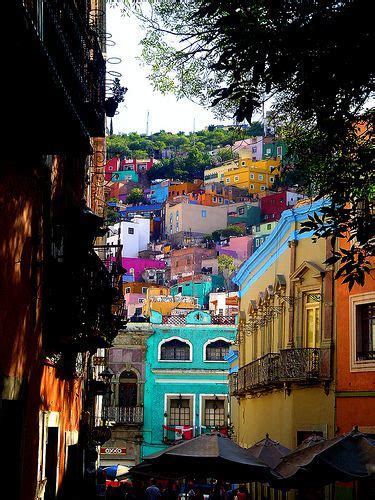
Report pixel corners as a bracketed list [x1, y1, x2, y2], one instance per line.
[122, 257, 166, 282]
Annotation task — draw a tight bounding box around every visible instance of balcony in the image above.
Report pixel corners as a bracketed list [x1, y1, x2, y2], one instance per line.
[237, 348, 331, 394]
[7, 1, 105, 152]
[102, 406, 143, 425]
[229, 373, 238, 396]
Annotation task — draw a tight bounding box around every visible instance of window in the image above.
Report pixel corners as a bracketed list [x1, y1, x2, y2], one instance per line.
[355, 303, 375, 361]
[169, 224, 173, 233]
[128, 227, 134, 235]
[201, 210, 207, 218]
[260, 186, 266, 191]
[239, 208, 245, 215]
[250, 173, 255, 179]
[169, 398, 191, 426]
[266, 148, 271, 155]
[303, 293, 321, 348]
[270, 176, 274, 182]
[350, 294, 375, 370]
[138, 298, 144, 304]
[213, 196, 217, 202]
[125, 287, 131, 293]
[204, 399, 225, 427]
[129, 268, 134, 275]
[142, 287, 147, 294]
[255, 239, 260, 247]
[267, 224, 272, 230]
[241, 161, 245, 166]
[252, 147, 257, 153]
[177, 286, 183, 294]
[250, 184, 254, 190]
[205, 340, 231, 361]
[176, 223, 179, 232]
[277, 146, 283, 157]
[135, 307, 142, 315]
[118, 371, 137, 408]
[160, 339, 191, 360]
[256, 225, 260, 232]
[234, 175, 239, 182]
[176, 211, 179, 221]
[220, 174, 224, 180]
[225, 178, 230, 184]
[258, 174, 263, 180]
[218, 309, 224, 315]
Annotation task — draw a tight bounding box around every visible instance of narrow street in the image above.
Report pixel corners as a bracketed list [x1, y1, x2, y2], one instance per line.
[1, 2, 374, 500]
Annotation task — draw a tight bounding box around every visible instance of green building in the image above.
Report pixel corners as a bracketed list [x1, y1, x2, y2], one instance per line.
[170, 275, 224, 308]
[227, 203, 261, 231]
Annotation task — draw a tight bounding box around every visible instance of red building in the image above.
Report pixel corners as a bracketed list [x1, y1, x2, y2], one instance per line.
[170, 247, 217, 279]
[259, 189, 304, 222]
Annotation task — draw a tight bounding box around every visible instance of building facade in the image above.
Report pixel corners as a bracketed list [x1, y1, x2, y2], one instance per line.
[170, 247, 217, 280]
[232, 200, 335, 449]
[170, 274, 224, 308]
[260, 190, 305, 222]
[101, 322, 153, 467]
[223, 158, 280, 195]
[142, 310, 237, 458]
[108, 218, 151, 258]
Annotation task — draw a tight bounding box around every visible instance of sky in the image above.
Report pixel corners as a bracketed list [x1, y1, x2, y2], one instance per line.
[106, 6, 224, 135]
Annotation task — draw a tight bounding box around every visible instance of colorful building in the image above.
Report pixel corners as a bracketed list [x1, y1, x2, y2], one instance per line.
[231, 199, 335, 450]
[101, 322, 153, 467]
[251, 221, 278, 250]
[209, 292, 239, 317]
[120, 203, 166, 241]
[170, 247, 217, 280]
[223, 157, 280, 194]
[150, 179, 170, 203]
[142, 310, 237, 458]
[166, 202, 238, 240]
[262, 137, 286, 160]
[259, 189, 305, 222]
[232, 136, 264, 160]
[107, 218, 150, 258]
[204, 163, 233, 184]
[168, 180, 203, 199]
[170, 274, 225, 308]
[121, 257, 166, 282]
[216, 235, 254, 263]
[227, 202, 261, 229]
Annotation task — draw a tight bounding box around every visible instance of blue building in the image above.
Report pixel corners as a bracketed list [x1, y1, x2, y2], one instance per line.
[150, 179, 170, 203]
[142, 310, 237, 458]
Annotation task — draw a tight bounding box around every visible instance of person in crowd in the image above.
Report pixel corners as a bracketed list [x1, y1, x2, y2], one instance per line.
[236, 485, 248, 500]
[145, 478, 162, 500]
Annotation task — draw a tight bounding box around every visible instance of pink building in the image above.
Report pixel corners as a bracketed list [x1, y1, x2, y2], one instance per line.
[122, 257, 166, 282]
[217, 235, 253, 262]
[123, 292, 145, 318]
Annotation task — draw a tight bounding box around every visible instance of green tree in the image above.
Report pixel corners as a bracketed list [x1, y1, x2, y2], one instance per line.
[126, 188, 145, 204]
[218, 255, 237, 291]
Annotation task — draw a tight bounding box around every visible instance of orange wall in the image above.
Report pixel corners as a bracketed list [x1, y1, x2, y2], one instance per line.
[336, 267, 375, 392]
[336, 397, 375, 433]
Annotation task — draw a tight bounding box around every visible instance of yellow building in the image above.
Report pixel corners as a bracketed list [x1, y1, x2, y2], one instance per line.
[142, 289, 197, 317]
[224, 157, 280, 194]
[204, 156, 280, 194]
[231, 199, 335, 451]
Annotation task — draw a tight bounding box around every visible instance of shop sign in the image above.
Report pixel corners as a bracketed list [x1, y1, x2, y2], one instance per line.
[100, 447, 126, 455]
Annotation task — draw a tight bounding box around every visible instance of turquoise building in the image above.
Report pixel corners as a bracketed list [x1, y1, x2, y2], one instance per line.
[142, 310, 237, 458]
[112, 169, 139, 182]
[170, 275, 224, 307]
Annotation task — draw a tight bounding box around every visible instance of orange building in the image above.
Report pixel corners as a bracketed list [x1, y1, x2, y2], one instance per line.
[335, 260, 375, 435]
[168, 179, 203, 199]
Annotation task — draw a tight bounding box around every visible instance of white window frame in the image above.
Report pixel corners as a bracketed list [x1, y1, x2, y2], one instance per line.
[158, 336, 193, 362]
[225, 178, 230, 184]
[350, 292, 375, 372]
[142, 287, 147, 294]
[250, 184, 254, 190]
[250, 173, 255, 180]
[203, 337, 233, 362]
[258, 174, 264, 180]
[125, 287, 131, 294]
[260, 185, 266, 191]
[234, 175, 239, 182]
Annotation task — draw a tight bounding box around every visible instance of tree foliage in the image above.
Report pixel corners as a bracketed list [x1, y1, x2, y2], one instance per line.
[126, 187, 145, 204]
[123, 0, 375, 286]
[212, 225, 245, 242]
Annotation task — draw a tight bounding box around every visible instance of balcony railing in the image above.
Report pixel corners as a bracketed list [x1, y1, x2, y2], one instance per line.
[21, 0, 105, 136]
[162, 314, 236, 325]
[229, 373, 238, 396]
[237, 348, 331, 394]
[102, 406, 143, 424]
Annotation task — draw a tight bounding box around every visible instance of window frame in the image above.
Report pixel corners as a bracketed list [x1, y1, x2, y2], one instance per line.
[201, 396, 227, 428]
[350, 292, 375, 372]
[302, 291, 321, 348]
[203, 337, 232, 362]
[158, 337, 193, 362]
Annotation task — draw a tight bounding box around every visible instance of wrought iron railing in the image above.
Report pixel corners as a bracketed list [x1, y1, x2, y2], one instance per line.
[237, 348, 331, 394]
[229, 373, 238, 396]
[22, 0, 105, 135]
[102, 406, 143, 424]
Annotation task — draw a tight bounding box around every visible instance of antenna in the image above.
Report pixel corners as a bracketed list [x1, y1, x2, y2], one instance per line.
[146, 110, 150, 136]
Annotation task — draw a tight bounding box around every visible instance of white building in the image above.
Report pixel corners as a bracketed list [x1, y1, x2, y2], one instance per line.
[108, 217, 150, 258]
[208, 291, 239, 316]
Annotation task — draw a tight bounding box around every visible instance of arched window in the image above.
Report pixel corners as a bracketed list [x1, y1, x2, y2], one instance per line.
[205, 340, 231, 361]
[119, 371, 137, 407]
[160, 339, 190, 361]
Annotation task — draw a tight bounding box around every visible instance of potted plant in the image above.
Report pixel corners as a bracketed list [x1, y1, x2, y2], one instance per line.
[105, 78, 127, 117]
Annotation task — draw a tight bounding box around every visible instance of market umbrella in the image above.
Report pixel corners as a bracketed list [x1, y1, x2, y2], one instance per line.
[274, 429, 375, 488]
[129, 433, 275, 482]
[101, 464, 130, 479]
[247, 434, 291, 468]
